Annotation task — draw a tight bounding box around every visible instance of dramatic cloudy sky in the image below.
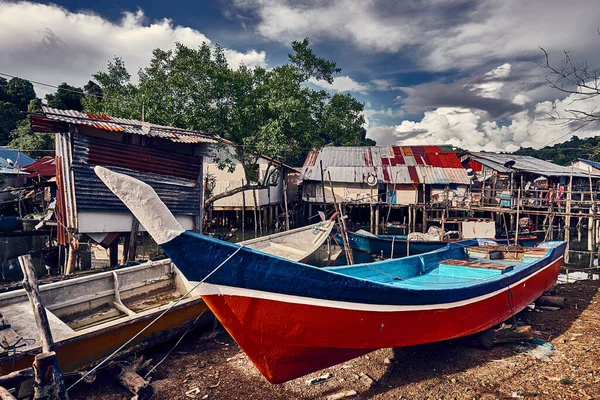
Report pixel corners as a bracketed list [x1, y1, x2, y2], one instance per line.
[2, 0, 600, 151]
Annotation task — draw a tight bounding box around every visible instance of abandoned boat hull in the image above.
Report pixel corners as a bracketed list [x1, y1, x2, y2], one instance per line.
[0, 260, 209, 375]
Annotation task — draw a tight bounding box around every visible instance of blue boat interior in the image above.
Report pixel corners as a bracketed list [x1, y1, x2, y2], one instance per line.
[325, 240, 562, 288]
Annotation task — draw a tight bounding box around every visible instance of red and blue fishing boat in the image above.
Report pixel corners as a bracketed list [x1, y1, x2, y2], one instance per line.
[95, 166, 567, 384]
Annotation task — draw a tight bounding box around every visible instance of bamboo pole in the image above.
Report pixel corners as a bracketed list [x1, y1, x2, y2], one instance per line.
[241, 179, 246, 236]
[319, 160, 327, 213]
[564, 166, 573, 262]
[328, 172, 354, 265]
[252, 188, 258, 238]
[515, 187, 521, 246]
[282, 175, 290, 231]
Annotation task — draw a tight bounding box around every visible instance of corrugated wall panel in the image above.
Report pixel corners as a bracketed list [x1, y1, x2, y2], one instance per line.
[72, 135, 200, 215]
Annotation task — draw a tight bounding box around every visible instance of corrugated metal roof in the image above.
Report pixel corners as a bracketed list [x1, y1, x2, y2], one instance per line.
[0, 147, 35, 169]
[22, 157, 56, 178]
[467, 152, 600, 178]
[571, 158, 600, 171]
[33, 106, 217, 145]
[300, 146, 470, 185]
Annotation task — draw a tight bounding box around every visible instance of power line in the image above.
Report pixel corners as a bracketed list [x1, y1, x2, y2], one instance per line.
[0, 71, 105, 100]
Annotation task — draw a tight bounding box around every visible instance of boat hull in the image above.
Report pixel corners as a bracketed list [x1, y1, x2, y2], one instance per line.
[197, 253, 562, 383]
[342, 231, 447, 258]
[0, 298, 208, 375]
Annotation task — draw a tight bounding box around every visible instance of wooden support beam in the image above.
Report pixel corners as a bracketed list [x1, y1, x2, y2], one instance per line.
[283, 176, 290, 231]
[127, 218, 139, 262]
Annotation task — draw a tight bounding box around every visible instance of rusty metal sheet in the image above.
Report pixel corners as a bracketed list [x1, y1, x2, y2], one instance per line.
[39, 106, 216, 145]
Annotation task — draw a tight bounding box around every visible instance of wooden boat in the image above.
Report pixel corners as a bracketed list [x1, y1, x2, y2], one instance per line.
[95, 166, 567, 384]
[240, 216, 336, 263]
[341, 229, 448, 258]
[0, 258, 209, 375]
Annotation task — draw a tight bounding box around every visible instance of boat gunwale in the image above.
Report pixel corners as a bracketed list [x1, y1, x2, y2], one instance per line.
[0, 258, 173, 303]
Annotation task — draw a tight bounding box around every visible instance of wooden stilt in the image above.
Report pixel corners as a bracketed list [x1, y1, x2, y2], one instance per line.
[241, 179, 246, 236]
[374, 205, 380, 235]
[128, 218, 139, 262]
[252, 189, 258, 238]
[283, 176, 290, 231]
[328, 172, 354, 265]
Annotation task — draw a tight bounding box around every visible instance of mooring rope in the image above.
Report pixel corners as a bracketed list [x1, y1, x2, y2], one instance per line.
[67, 245, 244, 391]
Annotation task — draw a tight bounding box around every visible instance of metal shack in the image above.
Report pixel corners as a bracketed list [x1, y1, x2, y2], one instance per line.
[300, 146, 470, 232]
[32, 106, 215, 272]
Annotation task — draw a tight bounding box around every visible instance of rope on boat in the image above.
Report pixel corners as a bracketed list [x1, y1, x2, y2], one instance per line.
[143, 309, 207, 379]
[67, 245, 245, 392]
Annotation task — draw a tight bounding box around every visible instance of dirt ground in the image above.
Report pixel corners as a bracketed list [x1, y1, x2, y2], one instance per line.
[69, 278, 600, 400]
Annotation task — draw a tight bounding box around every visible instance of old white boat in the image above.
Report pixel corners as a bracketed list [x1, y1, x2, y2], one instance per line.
[0, 259, 208, 375]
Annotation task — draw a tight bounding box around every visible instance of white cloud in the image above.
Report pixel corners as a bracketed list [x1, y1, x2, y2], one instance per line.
[384, 92, 600, 151]
[0, 2, 267, 96]
[309, 76, 369, 93]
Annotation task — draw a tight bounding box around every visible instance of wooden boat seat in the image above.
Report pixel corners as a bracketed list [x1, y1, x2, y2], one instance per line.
[440, 259, 514, 272]
[267, 242, 307, 256]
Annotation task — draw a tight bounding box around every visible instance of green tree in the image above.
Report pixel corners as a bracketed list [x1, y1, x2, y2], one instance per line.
[6, 77, 36, 111]
[9, 98, 53, 157]
[85, 39, 374, 205]
[45, 83, 84, 111]
[0, 77, 37, 145]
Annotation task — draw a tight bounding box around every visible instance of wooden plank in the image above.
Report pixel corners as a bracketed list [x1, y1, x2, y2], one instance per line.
[440, 259, 514, 271]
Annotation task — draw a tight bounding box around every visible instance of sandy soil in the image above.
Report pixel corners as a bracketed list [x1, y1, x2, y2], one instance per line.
[69, 279, 600, 400]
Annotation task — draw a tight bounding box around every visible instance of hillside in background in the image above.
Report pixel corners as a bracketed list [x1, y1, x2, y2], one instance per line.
[513, 135, 600, 165]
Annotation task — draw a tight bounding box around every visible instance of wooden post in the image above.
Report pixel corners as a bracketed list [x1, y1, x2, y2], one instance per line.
[252, 188, 258, 238]
[589, 170, 596, 252]
[18, 255, 67, 400]
[64, 245, 76, 275]
[515, 186, 521, 246]
[374, 205, 380, 235]
[564, 166, 573, 262]
[328, 172, 354, 265]
[440, 209, 446, 241]
[282, 176, 290, 231]
[241, 179, 246, 236]
[391, 236, 395, 259]
[370, 186, 374, 233]
[127, 218, 139, 262]
[319, 160, 327, 214]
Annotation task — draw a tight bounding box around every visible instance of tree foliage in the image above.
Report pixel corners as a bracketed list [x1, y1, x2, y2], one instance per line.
[45, 83, 84, 111]
[84, 39, 374, 204]
[0, 77, 36, 144]
[514, 134, 600, 165]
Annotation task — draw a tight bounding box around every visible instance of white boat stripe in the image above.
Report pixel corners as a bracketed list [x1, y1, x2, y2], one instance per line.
[196, 256, 562, 312]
